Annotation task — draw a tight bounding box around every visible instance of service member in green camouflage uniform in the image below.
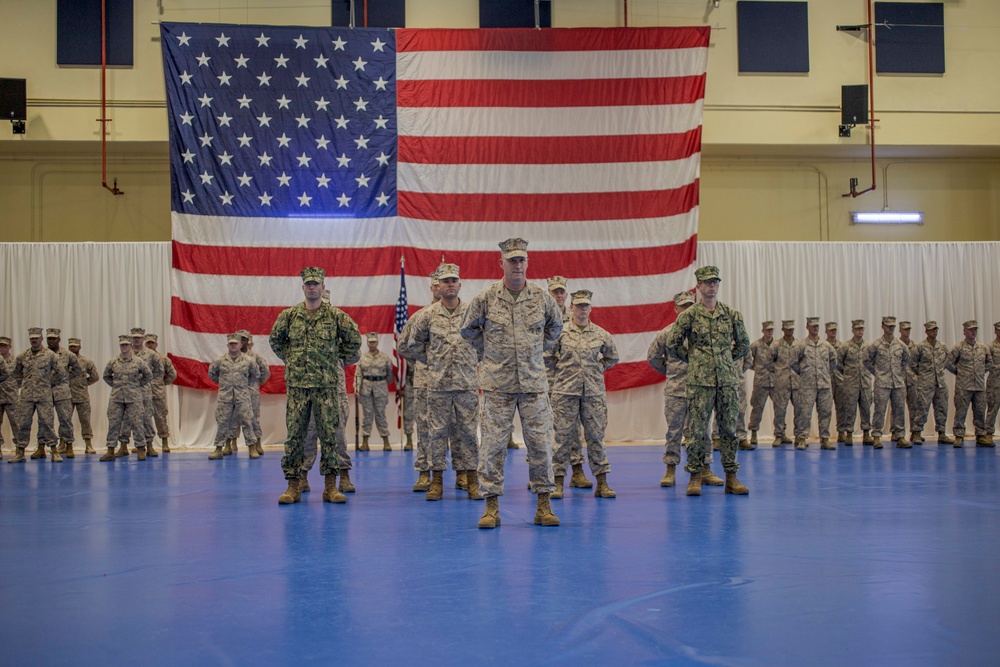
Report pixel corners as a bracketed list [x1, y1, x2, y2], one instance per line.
[144, 334, 177, 453]
[207, 333, 260, 460]
[866, 316, 911, 448]
[0, 336, 21, 460]
[772, 320, 798, 447]
[13, 328, 62, 462]
[986, 322, 1000, 442]
[269, 267, 362, 505]
[354, 332, 393, 450]
[399, 263, 482, 501]
[546, 275, 588, 487]
[664, 266, 751, 497]
[460, 238, 563, 528]
[67, 337, 100, 455]
[836, 320, 873, 445]
[747, 321, 777, 446]
[101, 335, 153, 461]
[909, 321, 952, 444]
[46, 329, 83, 458]
[946, 320, 994, 446]
[790, 317, 838, 450]
[546, 289, 619, 499]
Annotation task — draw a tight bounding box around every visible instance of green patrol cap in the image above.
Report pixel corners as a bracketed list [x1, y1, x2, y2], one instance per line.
[571, 289, 592, 306]
[301, 266, 325, 283]
[694, 265, 720, 282]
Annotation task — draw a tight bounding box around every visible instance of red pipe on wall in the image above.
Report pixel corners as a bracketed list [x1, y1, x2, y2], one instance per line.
[99, 0, 123, 196]
[844, 0, 877, 198]
[624, 0, 628, 28]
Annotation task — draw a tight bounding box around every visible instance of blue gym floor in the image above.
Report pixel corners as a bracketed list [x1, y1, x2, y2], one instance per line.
[2, 443, 998, 666]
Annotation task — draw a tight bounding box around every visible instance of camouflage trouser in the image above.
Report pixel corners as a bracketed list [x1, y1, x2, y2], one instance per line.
[426, 390, 478, 472]
[358, 391, 390, 438]
[283, 386, 340, 479]
[106, 400, 143, 447]
[402, 389, 416, 436]
[771, 383, 794, 437]
[712, 379, 749, 441]
[52, 398, 75, 445]
[793, 386, 833, 439]
[663, 394, 687, 465]
[478, 391, 555, 497]
[120, 390, 155, 445]
[952, 389, 988, 438]
[412, 387, 430, 472]
[905, 380, 917, 430]
[214, 398, 254, 447]
[71, 399, 94, 440]
[748, 383, 775, 433]
[836, 382, 872, 433]
[685, 385, 740, 474]
[151, 395, 170, 438]
[17, 399, 56, 447]
[986, 387, 999, 436]
[551, 393, 610, 476]
[872, 386, 906, 439]
[302, 389, 351, 473]
[0, 400, 20, 446]
[911, 381, 949, 434]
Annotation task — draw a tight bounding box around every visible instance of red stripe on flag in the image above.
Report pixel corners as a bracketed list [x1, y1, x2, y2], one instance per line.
[398, 128, 701, 165]
[169, 354, 366, 395]
[604, 360, 666, 392]
[397, 75, 705, 108]
[399, 181, 699, 223]
[172, 235, 697, 281]
[397, 27, 711, 53]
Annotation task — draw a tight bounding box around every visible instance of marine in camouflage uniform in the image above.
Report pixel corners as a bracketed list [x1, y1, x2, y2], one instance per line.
[825, 323, 843, 439]
[101, 335, 153, 461]
[0, 336, 20, 459]
[946, 320, 994, 446]
[399, 263, 481, 500]
[120, 328, 164, 457]
[664, 266, 751, 496]
[46, 329, 83, 457]
[987, 322, 1000, 441]
[269, 267, 362, 504]
[790, 317, 838, 449]
[747, 321, 777, 445]
[228, 330, 269, 456]
[771, 321, 799, 446]
[546, 275, 586, 484]
[647, 291, 696, 487]
[836, 320, 873, 445]
[67, 337, 100, 454]
[460, 238, 563, 528]
[207, 334, 260, 459]
[865, 317, 911, 447]
[899, 321, 918, 434]
[546, 289, 619, 499]
[354, 332, 393, 448]
[400, 270, 442, 489]
[909, 321, 952, 444]
[12, 328, 62, 462]
[144, 334, 177, 452]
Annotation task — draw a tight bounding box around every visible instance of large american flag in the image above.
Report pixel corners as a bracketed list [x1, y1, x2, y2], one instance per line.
[162, 23, 706, 393]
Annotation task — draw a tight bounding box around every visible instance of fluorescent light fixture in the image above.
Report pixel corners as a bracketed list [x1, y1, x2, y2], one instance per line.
[851, 211, 924, 225]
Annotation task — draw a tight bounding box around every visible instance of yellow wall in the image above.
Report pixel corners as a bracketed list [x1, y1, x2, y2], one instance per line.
[1, 0, 998, 242]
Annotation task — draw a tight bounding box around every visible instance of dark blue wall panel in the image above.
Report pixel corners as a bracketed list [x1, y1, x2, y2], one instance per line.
[737, 1, 809, 73]
[480, 0, 552, 28]
[875, 2, 944, 74]
[332, 0, 405, 28]
[57, 0, 133, 67]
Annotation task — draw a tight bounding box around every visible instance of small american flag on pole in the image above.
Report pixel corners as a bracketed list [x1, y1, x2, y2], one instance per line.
[393, 257, 408, 427]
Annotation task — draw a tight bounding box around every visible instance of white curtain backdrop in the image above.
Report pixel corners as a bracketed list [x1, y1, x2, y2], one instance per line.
[2, 242, 998, 448]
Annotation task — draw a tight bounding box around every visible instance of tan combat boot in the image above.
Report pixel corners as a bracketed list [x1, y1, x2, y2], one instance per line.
[895, 436, 912, 448]
[465, 471, 483, 500]
[660, 464, 676, 487]
[534, 493, 560, 526]
[323, 474, 347, 503]
[255, 442, 264, 456]
[844, 431, 854, 446]
[455, 470, 467, 490]
[738, 439, 755, 450]
[873, 437, 883, 449]
[222, 441, 232, 456]
[507, 435, 519, 449]
[8, 446, 27, 463]
[594, 473, 616, 499]
[30, 443, 46, 459]
[136, 445, 147, 461]
[339, 469, 356, 493]
[382, 436, 391, 451]
[230, 438, 239, 452]
[686, 470, 702, 496]
[425, 470, 444, 501]
[49, 445, 63, 463]
[863, 430, 874, 445]
[953, 433, 964, 448]
[360, 436, 370, 451]
[85, 438, 96, 454]
[412, 470, 431, 492]
[911, 431, 924, 444]
[56, 442, 66, 455]
[65, 441, 75, 459]
[300, 471, 311, 493]
[702, 466, 724, 486]
[478, 496, 500, 529]
[99, 446, 115, 462]
[208, 446, 224, 460]
[161, 436, 170, 453]
[976, 435, 995, 447]
[750, 430, 757, 445]
[147, 442, 159, 457]
[248, 442, 260, 459]
[278, 477, 302, 505]
[404, 433, 413, 451]
[772, 436, 783, 447]
[725, 472, 749, 495]
[570, 463, 592, 488]
[551, 475, 565, 499]
[938, 432, 955, 444]
[820, 438, 835, 450]
[712, 438, 721, 451]
[115, 442, 129, 458]
[795, 438, 807, 450]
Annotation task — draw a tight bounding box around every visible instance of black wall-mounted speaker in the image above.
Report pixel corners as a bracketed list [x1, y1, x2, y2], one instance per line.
[0, 78, 27, 121]
[841, 85, 868, 126]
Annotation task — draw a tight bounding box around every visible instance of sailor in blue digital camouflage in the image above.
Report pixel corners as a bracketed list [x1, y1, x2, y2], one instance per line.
[207, 333, 260, 460]
[0, 336, 19, 460]
[987, 322, 1000, 443]
[460, 238, 563, 528]
[899, 321, 918, 434]
[865, 316, 911, 447]
[399, 263, 482, 501]
[546, 289, 619, 499]
[354, 332, 393, 450]
[946, 320, 994, 446]
[226, 330, 269, 458]
[909, 321, 952, 444]
[664, 265, 751, 497]
[747, 321, 777, 446]
[836, 320, 873, 445]
[101, 335, 153, 462]
[45, 329, 83, 458]
[67, 337, 100, 455]
[269, 266, 362, 505]
[144, 334, 177, 453]
[546, 275, 587, 485]
[825, 322, 843, 439]
[790, 317, 838, 449]
[647, 290, 696, 487]
[772, 320, 798, 446]
[13, 328, 62, 462]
